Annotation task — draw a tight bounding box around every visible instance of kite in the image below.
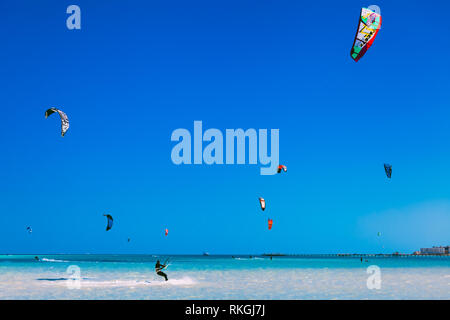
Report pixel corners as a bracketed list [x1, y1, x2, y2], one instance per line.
[103, 214, 113, 231]
[350, 7, 382, 62]
[26, 226, 32, 234]
[277, 165, 287, 174]
[165, 228, 169, 236]
[384, 164, 392, 179]
[259, 197, 266, 211]
[45, 107, 70, 137]
[268, 219, 273, 230]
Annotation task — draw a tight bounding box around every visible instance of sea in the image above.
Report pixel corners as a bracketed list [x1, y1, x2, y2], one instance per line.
[0, 254, 448, 299]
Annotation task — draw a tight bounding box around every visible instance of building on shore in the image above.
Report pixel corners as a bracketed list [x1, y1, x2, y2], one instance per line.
[420, 246, 449, 255]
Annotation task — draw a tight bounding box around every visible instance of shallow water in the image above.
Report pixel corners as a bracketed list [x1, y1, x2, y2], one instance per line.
[0, 255, 448, 299]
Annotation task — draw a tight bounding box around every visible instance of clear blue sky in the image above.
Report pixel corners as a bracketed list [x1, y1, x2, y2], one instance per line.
[1, 0, 449, 254]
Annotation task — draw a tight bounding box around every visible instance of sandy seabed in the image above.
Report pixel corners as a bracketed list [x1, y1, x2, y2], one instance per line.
[0, 266, 448, 299]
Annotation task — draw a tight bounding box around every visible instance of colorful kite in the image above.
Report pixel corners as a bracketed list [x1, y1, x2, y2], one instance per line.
[277, 165, 287, 174]
[350, 7, 382, 62]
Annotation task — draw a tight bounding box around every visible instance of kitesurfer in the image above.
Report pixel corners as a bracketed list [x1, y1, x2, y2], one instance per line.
[155, 260, 168, 281]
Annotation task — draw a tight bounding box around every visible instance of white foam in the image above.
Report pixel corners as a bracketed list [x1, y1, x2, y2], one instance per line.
[41, 258, 70, 263]
[165, 277, 196, 285]
[44, 277, 196, 288]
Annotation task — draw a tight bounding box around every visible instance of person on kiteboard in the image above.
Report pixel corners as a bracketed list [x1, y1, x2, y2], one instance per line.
[155, 260, 168, 281]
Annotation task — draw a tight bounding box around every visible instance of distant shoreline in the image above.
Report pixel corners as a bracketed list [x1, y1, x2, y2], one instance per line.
[263, 253, 450, 257]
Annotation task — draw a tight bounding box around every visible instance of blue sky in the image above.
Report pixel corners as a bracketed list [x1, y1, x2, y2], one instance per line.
[0, 0, 449, 254]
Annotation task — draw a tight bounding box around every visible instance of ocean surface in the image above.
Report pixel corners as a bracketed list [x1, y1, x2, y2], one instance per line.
[0, 254, 448, 299]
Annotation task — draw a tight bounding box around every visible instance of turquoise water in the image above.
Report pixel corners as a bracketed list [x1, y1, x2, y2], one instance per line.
[0, 254, 449, 299]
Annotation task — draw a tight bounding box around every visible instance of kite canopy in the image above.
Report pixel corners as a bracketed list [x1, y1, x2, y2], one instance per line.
[277, 165, 287, 174]
[165, 228, 169, 236]
[268, 219, 273, 230]
[350, 7, 382, 62]
[259, 197, 266, 211]
[384, 164, 392, 179]
[103, 214, 113, 231]
[45, 107, 69, 137]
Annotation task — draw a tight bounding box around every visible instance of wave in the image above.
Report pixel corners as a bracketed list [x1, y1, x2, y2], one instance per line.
[41, 258, 70, 263]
